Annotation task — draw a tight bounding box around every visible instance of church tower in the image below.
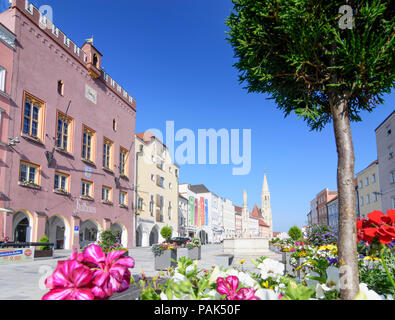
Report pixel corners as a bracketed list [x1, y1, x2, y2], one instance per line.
[261, 172, 273, 237]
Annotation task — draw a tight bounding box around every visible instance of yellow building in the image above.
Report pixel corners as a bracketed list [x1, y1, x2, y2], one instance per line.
[356, 160, 381, 218]
[135, 132, 179, 246]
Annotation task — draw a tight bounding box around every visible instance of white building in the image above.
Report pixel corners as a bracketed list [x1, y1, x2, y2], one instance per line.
[179, 184, 212, 243]
[375, 110, 395, 211]
[222, 198, 235, 239]
[178, 195, 188, 237]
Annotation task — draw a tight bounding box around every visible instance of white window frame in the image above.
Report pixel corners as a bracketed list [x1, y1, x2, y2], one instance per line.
[102, 186, 112, 202]
[20, 162, 39, 185]
[390, 171, 395, 184]
[54, 172, 69, 192]
[119, 191, 127, 206]
[366, 194, 370, 205]
[81, 180, 93, 198]
[0, 66, 5, 92]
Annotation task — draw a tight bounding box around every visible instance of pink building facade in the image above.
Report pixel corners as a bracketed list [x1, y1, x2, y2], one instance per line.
[0, 0, 136, 249]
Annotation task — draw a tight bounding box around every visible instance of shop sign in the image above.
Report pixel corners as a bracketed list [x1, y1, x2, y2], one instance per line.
[0, 248, 35, 264]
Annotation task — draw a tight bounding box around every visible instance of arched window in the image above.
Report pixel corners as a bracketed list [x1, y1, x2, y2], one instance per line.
[93, 54, 98, 68]
[0, 66, 6, 92]
[112, 119, 117, 131]
[57, 80, 64, 96]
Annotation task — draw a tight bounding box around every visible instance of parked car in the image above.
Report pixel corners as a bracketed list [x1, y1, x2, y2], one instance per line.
[168, 237, 191, 247]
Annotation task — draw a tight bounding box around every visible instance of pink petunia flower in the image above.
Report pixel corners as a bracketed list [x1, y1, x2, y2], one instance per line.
[42, 260, 94, 300]
[217, 276, 259, 300]
[82, 244, 135, 299]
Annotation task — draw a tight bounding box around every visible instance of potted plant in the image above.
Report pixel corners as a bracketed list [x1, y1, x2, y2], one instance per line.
[97, 230, 128, 256]
[34, 235, 53, 258]
[186, 238, 202, 260]
[152, 243, 178, 270]
[160, 225, 173, 242]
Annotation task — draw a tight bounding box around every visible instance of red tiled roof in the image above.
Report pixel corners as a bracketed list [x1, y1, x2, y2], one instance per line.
[250, 204, 262, 219]
[234, 206, 242, 214]
[259, 218, 269, 227]
[136, 131, 156, 144]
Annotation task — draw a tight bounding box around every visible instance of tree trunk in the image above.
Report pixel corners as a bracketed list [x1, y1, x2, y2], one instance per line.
[329, 90, 359, 300]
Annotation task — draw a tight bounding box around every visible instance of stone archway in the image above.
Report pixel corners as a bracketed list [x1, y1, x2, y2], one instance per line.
[12, 211, 32, 243]
[46, 215, 71, 250]
[149, 225, 159, 246]
[79, 220, 101, 249]
[110, 222, 128, 248]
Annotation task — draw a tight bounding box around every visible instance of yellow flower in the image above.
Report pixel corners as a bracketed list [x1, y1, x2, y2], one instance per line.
[363, 256, 381, 262]
[262, 281, 269, 288]
[237, 259, 247, 264]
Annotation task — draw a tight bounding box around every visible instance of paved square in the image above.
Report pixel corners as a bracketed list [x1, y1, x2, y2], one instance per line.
[0, 244, 281, 300]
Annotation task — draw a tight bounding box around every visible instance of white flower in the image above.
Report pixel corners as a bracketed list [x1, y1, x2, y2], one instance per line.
[237, 271, 258, 288]
[323, 266, 339, 291]
[208, 266, 224, 284]
[355, 283, 385, 300]
[255, 288, 279, 300]
[172, 271, 186, 282]
[257, 259, 284, 280]
[305, 271, 320, 288]
[203, 289, 222, 300]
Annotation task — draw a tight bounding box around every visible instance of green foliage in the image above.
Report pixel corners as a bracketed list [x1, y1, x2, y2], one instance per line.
[282, 280, 315, 300]
[98, 229, 123, 253]
[161, 257, 213, 300]
[39, 235, 51, 251]
[160, 226, 173, 241]
[358, 248, 395, 296]
[186, 238, 201, 249]
[288, 226, 303, 241]
[226, 0, 395, 130]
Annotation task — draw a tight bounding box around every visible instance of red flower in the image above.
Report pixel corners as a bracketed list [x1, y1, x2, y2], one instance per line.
[357, 210, 395, 244]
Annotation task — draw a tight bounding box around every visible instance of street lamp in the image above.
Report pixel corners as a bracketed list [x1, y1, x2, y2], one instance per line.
[134, 145, 144, 246]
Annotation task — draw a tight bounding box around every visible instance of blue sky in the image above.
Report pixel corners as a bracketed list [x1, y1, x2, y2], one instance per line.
[9, 0, 395, 232]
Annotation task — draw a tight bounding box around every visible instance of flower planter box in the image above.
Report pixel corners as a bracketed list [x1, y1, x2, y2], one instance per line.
[154, 249, 177, 271]
[34, 250, 53, 258]
[282, 252, 293, 275]
[187, 247, 201, 260]
[177, 248, 188, 259]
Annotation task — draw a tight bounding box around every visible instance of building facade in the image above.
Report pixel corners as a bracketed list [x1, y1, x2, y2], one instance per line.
[188, 184, 224, 244]
[316, 188, 338, 225]
[135, 132, 179, 246]
[375, 111, 395, 211]
[178, 195, 188, 237]
[179, 183, 211, 243]
[356, 160, 381, 218]
[0, 0, 136, 249]
[327, 196, 338, 231]
[310, 198, 318, 225]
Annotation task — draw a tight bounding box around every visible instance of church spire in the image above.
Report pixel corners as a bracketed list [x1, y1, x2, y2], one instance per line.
[261, 171, 273, 238]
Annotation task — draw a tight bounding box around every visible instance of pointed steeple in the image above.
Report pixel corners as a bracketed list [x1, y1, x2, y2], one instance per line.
[262, 171, 270, 194]
[261, 171, 273, 238]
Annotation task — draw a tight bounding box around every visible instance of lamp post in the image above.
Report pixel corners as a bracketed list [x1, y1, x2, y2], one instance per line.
[134, 145, 144, 246]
